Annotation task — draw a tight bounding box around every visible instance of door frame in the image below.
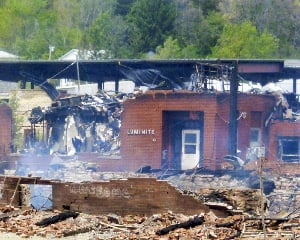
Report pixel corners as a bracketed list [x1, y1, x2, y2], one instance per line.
[181, 129, 200, 170]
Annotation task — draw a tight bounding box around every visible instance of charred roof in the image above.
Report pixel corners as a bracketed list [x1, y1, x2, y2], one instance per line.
[0, 59, 297, 100]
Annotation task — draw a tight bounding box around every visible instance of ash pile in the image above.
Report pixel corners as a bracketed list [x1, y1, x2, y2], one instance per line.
[28, 91, 136, 156]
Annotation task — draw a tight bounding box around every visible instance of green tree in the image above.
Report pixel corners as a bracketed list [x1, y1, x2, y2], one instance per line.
[79, 0, 117, 50]
[150, 36, 200, 59]
[194, 11, 225, 57]
[8, 92, 24, 150]
[174, 0, 225, 58]
[210, 21, 278, 58]
[220, 0, 300, 58]
[0, 0, 50, 56]
[115, 0, 136, 16]
[87, 11, 130, 58]
[152, 36, 183, 59]
[192, 0, 221, 16]
[127, 0, 176, 57]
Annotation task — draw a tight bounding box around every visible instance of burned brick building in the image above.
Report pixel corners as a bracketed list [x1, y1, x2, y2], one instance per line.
[20, 87, 299, 175]
[119, 90, 300, 172]
[0, 59, 299, 174]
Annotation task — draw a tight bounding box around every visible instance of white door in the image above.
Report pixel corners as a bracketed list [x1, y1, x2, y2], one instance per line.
[181, 129, 200, 170]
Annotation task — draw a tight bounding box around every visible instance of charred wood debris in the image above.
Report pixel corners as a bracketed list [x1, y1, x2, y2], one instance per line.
[27, 90, 135, 156]
[0, 170, 298, 239]
[0, 205, 299, 239]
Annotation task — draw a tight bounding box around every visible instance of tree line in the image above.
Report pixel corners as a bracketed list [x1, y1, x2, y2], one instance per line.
[0, 0, 299, 60]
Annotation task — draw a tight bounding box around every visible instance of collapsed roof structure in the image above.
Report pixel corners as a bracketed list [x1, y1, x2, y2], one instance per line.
[0, 59, 298, 98]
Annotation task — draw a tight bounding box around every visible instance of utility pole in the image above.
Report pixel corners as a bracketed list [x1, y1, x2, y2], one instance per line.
[260, 156, 267, 239]
[48, 45, 55, 60]
[76, 55, 81, 92]
[228, 60, 238, 156]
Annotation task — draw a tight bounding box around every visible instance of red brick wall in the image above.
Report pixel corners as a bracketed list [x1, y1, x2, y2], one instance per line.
[266, 120, 300, 174]
[121, 91, 218, 171]
[215, 95, 230, 167]
[237, 94, 275, 156]
[52, 178, 209, 216]
[118, 91, 277, 171]
[214, 94, 275, 165]
[72, 91, 277, 172]
[0, 104, 12, 155]
[0, 180, 21, 207]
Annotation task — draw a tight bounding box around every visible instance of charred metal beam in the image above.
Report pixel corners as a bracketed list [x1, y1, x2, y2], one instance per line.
[228, 61, 238, 156]
[0, 59, 297, 98]
[20, 71, 59, 100]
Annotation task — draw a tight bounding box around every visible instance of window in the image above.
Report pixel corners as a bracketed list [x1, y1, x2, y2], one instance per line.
[184, 133, 197, 154]
[278, 137, 300, 163]
[250, 128, 261, 147]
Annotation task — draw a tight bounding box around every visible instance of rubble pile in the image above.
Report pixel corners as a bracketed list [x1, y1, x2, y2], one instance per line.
[14, 156, 300, 218]
[2, 164, 300, 238]
[164, 171, 300, 218]
[0, 207, 299, 239]
[269, 175, 300, 217]
[28, 91, 141, 156]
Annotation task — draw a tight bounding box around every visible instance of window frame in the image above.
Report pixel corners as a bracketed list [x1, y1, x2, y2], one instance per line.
[278, 136, 300, 163]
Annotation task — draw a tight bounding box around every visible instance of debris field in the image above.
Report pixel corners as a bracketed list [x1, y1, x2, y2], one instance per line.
[0, 206, 299, 239]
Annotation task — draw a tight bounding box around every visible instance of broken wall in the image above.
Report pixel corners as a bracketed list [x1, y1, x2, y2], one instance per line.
[52, 178, 210, 216]
[0, 179, 23, 207]
[267, 120, 300, 174]
[269, 175, 300, 216]
[166, 172, 299, 217]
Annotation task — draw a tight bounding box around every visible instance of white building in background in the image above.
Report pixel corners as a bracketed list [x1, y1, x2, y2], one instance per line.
[57, 49, 98, 95]
[57, 49, 135, 95]
[0, 50, 19, 60]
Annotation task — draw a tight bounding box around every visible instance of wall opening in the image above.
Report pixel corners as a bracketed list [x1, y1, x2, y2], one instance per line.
[162, 111, 204, 170]
[29, 185, 53, 210]
[278, 136, 300, 163]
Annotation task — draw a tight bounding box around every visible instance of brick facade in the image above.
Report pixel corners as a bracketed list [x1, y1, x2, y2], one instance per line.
[52, 178, 209, 216]
[265, 120, 300, 174]
[119, 90, 275, 171]
[0, 104, 12, 155]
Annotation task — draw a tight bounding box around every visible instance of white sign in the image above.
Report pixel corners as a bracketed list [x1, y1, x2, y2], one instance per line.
[127, 129, 155, 135]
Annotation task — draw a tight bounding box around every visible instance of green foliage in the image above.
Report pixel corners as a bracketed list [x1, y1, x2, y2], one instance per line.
[127, 0, 176, 56]
[174, 1, 225, 58]
[87, 11, 129, 58]
[115, 0, 136, 16]
[8, 92, 24, 150]
[0, 0, 49, 52]
[210, 21, 279, 58]
[0, 0, 298, 59]
[151, 36, 200, 59]
[192, 0, 221, 16]
[152, 37, 183, 59]
[219, 0, 300, 58]
[194, 11, 225, 57]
